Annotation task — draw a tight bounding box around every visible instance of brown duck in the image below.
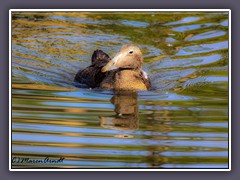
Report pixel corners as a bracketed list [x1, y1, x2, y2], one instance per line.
[74, 44, 151, 91]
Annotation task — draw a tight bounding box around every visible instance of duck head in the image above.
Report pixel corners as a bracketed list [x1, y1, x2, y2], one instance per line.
[101, 45, 143, 72]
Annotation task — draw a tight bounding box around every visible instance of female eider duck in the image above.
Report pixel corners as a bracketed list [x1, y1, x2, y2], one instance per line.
[74, 44, 151, 91]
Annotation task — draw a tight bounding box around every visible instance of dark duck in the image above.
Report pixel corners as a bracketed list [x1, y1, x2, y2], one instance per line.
[74, 44, 151, 91]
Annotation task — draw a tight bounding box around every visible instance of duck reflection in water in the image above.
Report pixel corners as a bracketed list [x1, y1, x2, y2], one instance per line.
[99, 91, 139, 131]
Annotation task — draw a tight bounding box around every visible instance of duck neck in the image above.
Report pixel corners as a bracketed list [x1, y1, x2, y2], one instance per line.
[119, 66, 142, 72]
[117, 68, 142, 78]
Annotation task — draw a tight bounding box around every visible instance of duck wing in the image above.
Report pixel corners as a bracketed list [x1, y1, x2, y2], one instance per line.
[91, 49, 111, 64]
[74, 50, 111, 88]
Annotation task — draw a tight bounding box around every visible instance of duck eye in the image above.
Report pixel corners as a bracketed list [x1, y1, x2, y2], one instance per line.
[129, 50, 133, 54]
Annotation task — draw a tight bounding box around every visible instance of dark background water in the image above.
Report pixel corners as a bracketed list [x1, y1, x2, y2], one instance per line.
[11, 11, 229, 168]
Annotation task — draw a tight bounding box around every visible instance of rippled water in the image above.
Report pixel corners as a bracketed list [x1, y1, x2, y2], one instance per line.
[11, 11, 229, 169]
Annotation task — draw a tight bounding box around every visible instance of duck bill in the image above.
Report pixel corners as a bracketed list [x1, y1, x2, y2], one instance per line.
[101, 53, 122, 72]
